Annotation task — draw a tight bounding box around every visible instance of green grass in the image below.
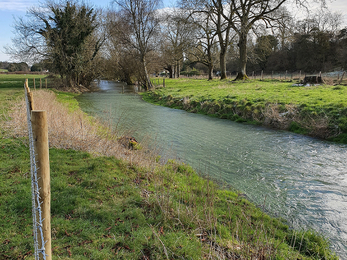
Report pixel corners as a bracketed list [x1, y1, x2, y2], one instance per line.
[52, 90, 81, 112]
[0, 74, 339, 259]
[0, 74, 47, 89]
[0, 74, 50, 125]
[150, 78, 347, 107]
[143, 78, 347, 142]
[0, 138, 338, 259]
[0, 69, 8, 72]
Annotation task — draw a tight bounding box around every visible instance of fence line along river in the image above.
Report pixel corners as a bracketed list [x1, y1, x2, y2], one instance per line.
[76, 80, 347, 259]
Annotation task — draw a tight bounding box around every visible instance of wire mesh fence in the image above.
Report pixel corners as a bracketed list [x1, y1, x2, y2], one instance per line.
[24, 85, 47, 260]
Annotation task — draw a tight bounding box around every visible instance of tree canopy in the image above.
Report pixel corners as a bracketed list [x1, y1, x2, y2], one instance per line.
[8, 0, 104, 88]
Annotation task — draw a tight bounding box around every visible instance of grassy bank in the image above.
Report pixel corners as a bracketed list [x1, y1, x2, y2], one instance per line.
[142, 78, 347, 143]
[0, 75, 338, 259]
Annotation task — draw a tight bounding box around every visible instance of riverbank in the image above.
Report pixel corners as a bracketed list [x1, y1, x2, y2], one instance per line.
[0, 75, 339, 259]
[142, 78, 347, 143]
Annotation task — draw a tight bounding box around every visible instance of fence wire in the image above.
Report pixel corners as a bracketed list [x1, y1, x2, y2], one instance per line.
[24, 86, 47, 260]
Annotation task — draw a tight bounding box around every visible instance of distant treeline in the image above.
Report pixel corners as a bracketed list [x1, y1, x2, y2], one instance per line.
[0, 61, 46, 72]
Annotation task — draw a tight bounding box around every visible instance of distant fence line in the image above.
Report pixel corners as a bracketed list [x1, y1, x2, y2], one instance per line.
[170, 70, 346, 82]
[0, 71, 48, 75]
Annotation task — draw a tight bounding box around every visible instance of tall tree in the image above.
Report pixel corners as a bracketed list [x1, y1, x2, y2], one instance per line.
[227, 0, 286, 80]
[212, 0, 233, 79]
[7, 1, 104, 88]
[186, 11, 219, 80]
[161, 9, 195, 78]
[180, 0, 233, 79]
[336, 28, 347, 70]
[228, 0, 329, 80]
[113, 0, 162, 90]
[254, 35, 278, 70]
[271, 7, 294, 51]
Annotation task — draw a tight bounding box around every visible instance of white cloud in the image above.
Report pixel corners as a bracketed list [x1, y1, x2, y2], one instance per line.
[0, 0, 38, 12]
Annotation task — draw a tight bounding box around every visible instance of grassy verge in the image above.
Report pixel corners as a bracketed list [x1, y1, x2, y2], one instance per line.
[0, 74, 338, 259]
[143, 78, 347, 143]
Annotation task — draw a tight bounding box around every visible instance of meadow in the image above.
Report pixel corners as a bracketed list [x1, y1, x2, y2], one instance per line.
[143, 78, 347, 143]
[0, 74, 338, 259]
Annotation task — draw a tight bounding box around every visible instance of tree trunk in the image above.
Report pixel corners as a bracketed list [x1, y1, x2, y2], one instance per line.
[176, 62, 180, 78]
[220, 48, 227, 79]
[141, 55, 152, 90]
[208, 63, 213, 80]
[123, 72, 132, 85]
[207, 44, 213, 80]
[165, 65, 173, 78]
[235, 33, 249, 80]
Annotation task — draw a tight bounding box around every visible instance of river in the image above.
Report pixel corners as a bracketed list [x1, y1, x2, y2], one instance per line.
[76, 80, 347, 259]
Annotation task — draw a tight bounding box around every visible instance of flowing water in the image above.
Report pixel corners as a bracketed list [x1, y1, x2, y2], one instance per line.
[76, 80, 347, 258]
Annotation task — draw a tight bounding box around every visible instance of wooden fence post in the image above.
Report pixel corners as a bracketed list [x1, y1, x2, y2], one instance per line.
[261, 70, 263, 80]
[163, 78, 165, 88]
[25, 79, 35, 111]
[40, 78, 42, 89]
[31, 110, 51, 260]
[45, 78, 48, 89]
[28, 92, 35, 111]
[33, 78, 36, 90]
[25, 79, 29, 92]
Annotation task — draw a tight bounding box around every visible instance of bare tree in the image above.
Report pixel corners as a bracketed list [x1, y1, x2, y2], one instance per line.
[271, 6, 295, 51]
[227, 0, 330, 80]
[186, 11, 219, 80]
[213, 0, 234, 79]
[226, 0, 286, 80]
[180, 0, 233, 79]
[161, 8, 194, 78]
[113, 0, 162, 90]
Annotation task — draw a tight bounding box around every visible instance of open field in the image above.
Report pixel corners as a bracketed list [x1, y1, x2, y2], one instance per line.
[0, 74, 338, 259]
[143, 78, 347, 143]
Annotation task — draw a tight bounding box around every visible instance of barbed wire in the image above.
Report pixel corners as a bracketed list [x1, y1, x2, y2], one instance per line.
[24, 86, 47, 260]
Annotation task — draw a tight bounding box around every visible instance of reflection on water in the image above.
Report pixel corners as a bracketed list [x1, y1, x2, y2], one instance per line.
[78, 80, 347, 258]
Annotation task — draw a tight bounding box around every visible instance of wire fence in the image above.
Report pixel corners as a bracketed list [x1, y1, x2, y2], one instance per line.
[24, 85, 47, 260]
[175, 70, 347, 84]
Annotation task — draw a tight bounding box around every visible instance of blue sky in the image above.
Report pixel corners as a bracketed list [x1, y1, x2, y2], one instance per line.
[0, 0, 346, 62]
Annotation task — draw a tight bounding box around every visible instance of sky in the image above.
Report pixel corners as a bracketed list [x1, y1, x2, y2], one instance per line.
[0, 0, 347, 62]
